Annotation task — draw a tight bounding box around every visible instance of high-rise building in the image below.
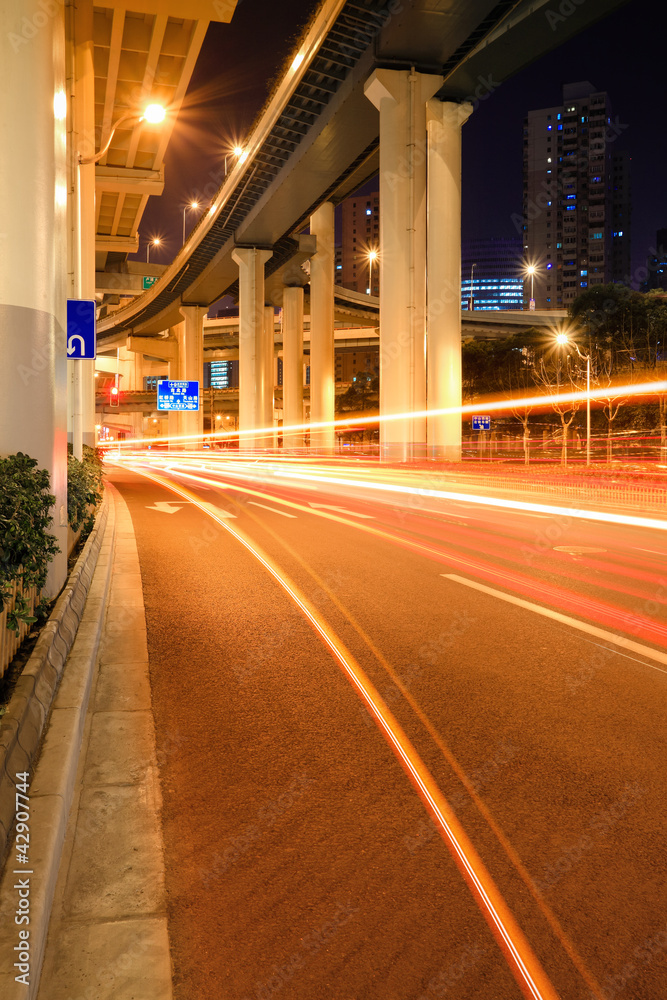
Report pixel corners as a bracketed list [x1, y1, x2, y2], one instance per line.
[461, 238, 524, 311]
[521, 82, 631, 308]
[338, 192, 380, 294]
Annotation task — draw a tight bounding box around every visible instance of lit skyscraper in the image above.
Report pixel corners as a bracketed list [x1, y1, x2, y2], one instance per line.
[461, 238, 524, 311]
[520, 82, 631, 308]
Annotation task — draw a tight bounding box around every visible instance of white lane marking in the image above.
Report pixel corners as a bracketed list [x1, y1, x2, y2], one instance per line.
[634, 547, 666, 557]
[552, 546, 607, 555]
[563, 634, 667, 677]
[309, 502, 374, 518]
[248, 501, 297, 518]
[145, 502, 183, 513]
[442, 573, 667, 668]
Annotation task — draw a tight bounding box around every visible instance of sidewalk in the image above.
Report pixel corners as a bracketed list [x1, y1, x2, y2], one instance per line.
[0, 485, 172, 999]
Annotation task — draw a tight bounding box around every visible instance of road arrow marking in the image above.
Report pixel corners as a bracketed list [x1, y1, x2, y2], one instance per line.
[145, 502, 183, 513]
[67, 334, 86, 356]
[309, 502, 374, 519]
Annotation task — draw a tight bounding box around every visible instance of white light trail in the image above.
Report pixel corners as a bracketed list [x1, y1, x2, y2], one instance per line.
[101, 379, 667, 450]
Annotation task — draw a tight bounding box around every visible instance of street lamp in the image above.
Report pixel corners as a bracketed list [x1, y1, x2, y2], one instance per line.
[225, 145, 246, 175]
[79, 103, 166, 165]
[366, 248, 378, 295]
[147, 237, 161, 263]
[556, 332, 591, 466]
[182, 201, 199, 243]
[525, 264, 537, 311]
[469, 262, 476, 311]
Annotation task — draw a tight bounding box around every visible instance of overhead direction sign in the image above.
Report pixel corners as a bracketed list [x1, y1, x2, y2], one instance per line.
[472, 415, 491, 431]
[143, 276, 159, 290]
[157, 380, 200, 411]
[66, 299, 96, 359]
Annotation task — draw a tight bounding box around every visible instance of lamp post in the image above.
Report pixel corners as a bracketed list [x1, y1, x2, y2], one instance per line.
[182, 201, 199, 243]
[525, 264, 536, 311]
[469, 262, 476, 311]
[367, 248, 378, 295]
[556, 332, 591, 466]
[147, 237, 160, 263]
[73, 103, 165, 461]
[79, 103, 166, 165]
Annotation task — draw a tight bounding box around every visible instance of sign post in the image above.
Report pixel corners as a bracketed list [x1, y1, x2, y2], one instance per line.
[66, 299, 96, 359]
[472, 415, 491, 461]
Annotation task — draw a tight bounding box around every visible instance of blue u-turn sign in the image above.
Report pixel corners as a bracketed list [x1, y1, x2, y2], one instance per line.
[472, 415, 491, 431]
[66, 299, 96, 359]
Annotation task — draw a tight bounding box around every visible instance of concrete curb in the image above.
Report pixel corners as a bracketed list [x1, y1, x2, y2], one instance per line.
[0, 489, 116, 999]
[0, 492, 111, 859]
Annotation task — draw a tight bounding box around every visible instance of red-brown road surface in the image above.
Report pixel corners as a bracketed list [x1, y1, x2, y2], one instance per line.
[109, 464, 667, 1000]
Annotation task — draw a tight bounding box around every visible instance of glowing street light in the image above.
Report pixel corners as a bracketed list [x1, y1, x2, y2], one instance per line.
[147, 237, 161, 262]
[366, 248, 379, 295]
[182, 200, 200, 243]
[225, 145, 247, 175]
[79, 103, 166, 165]
[556, 331, 591, 466]
[525, 264, 537, 311]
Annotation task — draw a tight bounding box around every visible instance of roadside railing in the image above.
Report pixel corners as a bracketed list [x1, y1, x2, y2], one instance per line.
[0, 576, 37, 680]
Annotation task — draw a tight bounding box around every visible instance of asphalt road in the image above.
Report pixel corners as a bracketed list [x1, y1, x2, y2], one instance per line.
[109, 459, 667, 1000]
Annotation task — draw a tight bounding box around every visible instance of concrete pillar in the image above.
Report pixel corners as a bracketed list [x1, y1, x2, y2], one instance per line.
[365, 69, 442, 462]
[176, 306, 205, 448]
[0, 1, 68, 596]
[66, 0, 96, 459]
[426, 99, 473, 461]
[282, 286, 304, 449]
[309, 203, 335, 453]
[263, 306, 276, 448]
[129, 350, 145, 443]
[232, 248, 272, 450]
[167, 345, 180, 449]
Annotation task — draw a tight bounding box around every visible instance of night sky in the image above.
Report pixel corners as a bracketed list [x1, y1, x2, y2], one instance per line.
[136, 0, 666, 285]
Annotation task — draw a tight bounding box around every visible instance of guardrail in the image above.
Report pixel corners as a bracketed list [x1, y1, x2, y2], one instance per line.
[0, 577, 37, 681]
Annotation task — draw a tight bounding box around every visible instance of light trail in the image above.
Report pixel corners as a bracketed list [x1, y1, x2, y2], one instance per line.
[121, 461, 562, 1000]
[99, 377, 667, 450]
[277, 470, 667, 533]
[127, 456, 667, 649]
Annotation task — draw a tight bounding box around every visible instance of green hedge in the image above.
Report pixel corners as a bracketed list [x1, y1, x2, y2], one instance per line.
[0, 453, 59, 625]
[67, 445, 103, 534]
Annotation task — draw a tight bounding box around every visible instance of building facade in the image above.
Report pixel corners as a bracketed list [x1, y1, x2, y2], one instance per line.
[521, 82, 631, 308]
[338, 192, 380, 294]
[461, 238, 524, 310]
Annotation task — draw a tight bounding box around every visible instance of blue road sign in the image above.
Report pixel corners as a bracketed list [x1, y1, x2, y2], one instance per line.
[66, 299, 96, 359]
[472, 415, 491, 431]
[157, 380, 200, 411]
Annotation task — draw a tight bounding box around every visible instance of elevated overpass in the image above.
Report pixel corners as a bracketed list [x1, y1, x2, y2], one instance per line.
[98, 0, 623, 343]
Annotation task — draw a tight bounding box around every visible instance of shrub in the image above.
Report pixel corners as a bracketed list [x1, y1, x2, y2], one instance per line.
[67, 446, 103, 535]
[0, 453, 59, 613]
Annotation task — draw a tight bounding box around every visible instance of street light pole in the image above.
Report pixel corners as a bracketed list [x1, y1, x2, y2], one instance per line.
[556, 332, 591, 466]
[367, 248, 378, 295]
[526, 264, 536, 311]
[147, 237, 160, 262]
[469, 262, 476, 311]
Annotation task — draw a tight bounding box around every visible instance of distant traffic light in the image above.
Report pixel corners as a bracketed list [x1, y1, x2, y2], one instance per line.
[110, 385, 119, 407]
